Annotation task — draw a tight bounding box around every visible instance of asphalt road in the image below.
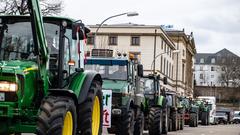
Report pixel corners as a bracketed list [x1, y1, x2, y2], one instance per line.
[165, 124, 240, 135]
[22, 124, 240, 135]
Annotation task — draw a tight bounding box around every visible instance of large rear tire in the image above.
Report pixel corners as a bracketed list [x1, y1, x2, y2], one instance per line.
[162, 108, 168, 134]
[201, 111, 208, 125]
[77, 81, 103, 135]
[134, 111, 144, 135]
[148, 107, 162, 135]
[189, 113, 197, 127]
[118, 108, 135, 135]
[36, 96, 77, 135]
[180, 114, 184, 130]
[172, 111, 178, 131]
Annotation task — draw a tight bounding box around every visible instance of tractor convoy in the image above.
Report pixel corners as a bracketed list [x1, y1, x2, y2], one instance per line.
[0, 0, 222, 135]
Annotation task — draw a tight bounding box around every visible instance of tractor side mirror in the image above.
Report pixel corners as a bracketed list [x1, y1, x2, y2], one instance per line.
[163, 76, 168, 85]
[72, 23, 90, 40]
[137, 64, 143, 77]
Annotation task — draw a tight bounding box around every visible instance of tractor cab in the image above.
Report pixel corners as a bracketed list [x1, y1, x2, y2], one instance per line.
[85, 49, 142, 94]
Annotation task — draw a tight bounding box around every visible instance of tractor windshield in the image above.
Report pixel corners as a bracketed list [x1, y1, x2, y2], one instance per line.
[144, 79, 154, 92]
[85, 64, 128, 80]
[0, 21, 35, 60]
[0, 19, 60, 61]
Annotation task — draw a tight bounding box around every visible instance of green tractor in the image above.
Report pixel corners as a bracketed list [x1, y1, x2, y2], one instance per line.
[181, 97, 199, 127]
[85, 49, 145, 135]
[195, 100, 210, 125]
[0, 0, 103, 134]
[166, 91, 184, 132]
[142, 74, 168, 135]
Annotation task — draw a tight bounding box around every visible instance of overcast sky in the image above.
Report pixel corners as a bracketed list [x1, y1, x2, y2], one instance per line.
[63, 0, 240, 56]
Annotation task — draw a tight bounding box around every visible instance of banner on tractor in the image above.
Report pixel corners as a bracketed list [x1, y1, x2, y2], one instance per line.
[102, 90, 112, 127]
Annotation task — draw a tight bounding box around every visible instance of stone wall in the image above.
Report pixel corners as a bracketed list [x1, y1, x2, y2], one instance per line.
[194, 86, 240, 105]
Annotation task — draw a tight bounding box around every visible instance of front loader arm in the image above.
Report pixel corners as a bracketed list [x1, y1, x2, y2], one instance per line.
[27, 0, 49, 92]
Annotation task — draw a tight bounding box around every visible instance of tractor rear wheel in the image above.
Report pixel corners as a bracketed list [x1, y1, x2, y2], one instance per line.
[180, 114, 184, 130]
[162, 108, 168, 134]
[168, 119, 172, 132]
[148, 107, 162, 135]
[118, 108, 135, 135]
[77, 80, 103, 135]
[189, 113, 197, 127]
[36, 96, 77, 135]
[172, 111, 178, 131]
[134, 111, 144, 135]
[201, 111, 208, 125]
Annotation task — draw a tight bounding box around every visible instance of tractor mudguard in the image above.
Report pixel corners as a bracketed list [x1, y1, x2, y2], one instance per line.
[48, 89, 78, 105]
[122, 98, 134, 112]
[77, 71, 102, 104]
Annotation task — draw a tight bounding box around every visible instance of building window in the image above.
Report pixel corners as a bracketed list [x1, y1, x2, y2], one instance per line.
[183, 49, 185, 56]
[211, 75, 214, 78]
[164, 43, 167, 52]
[200, 58, 204, 63]
[182, 64, 185, 82]
[161, 40, 164, 50]
[87, 36, 94, 45]
[200, 74, 203, 79]
[160, 56, 163, 72]
[211, 58, 215, 64]
[200, 66, 203, 71]
[167, 46, 169, 55]
[166, 61, 169, 77]
[211, 66, 215, 71]
[108, 36, 118, 45]
[131, 36, 140, 46]
[164, 58, 166, 74]
[169, 63, 171, 77]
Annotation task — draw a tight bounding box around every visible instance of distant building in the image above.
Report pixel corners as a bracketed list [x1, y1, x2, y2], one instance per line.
[165, 29, 196, 97]
[194, 49, 240, 87]
[86, 23, 176, 93]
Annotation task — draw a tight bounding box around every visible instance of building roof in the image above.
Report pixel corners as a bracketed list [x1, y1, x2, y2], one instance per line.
[195, 48, 239, 64]
[164, 29, 196, 55]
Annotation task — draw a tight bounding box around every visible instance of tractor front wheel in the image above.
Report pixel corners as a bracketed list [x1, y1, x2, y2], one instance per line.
[77, 81, 103, 135]
[36, 96, 77, 135]
[148, 107, 162, 135]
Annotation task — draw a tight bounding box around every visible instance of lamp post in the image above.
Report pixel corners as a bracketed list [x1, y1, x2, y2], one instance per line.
[93, 12, 139, 48]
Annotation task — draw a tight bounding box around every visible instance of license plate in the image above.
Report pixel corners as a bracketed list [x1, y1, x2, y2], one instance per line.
[0, 93, 5, 101]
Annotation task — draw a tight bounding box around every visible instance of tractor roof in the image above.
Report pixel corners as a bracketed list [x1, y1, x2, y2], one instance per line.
[0, 15, 75, 23]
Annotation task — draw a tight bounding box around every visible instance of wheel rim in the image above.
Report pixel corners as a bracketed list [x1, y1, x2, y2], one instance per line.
[62, 111, 73, 135]
[92, 96, 100, 135]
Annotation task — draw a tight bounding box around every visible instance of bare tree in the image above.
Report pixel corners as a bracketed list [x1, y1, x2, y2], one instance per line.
[0, 0, 63, 15]
[218, 56, 240, 88]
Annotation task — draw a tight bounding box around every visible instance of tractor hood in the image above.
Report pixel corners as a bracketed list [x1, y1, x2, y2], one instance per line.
[102, 79, 128, 93]
[0, 60, 38, 75]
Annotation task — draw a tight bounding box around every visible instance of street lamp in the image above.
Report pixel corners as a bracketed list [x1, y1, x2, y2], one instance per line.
[151, 50, 180, 73]
[93, 12, 139, 48]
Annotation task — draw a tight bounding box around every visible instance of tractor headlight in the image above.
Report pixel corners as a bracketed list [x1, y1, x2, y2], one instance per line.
[0, 81, 18, 92]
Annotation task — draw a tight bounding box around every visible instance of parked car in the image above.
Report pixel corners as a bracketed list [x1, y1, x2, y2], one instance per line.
[233, 111, 240, 124]
[215, 112, 228, 124]
[216, 108, 234, 124]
